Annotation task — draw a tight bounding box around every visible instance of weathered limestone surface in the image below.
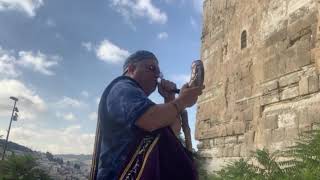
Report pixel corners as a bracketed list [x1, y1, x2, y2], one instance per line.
[196, 0, 320, 172]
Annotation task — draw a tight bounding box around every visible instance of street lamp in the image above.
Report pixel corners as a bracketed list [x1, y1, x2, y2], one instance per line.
[1, 96, 19, 160]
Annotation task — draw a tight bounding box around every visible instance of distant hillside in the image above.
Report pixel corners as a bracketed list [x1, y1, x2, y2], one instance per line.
[0, 139, 33, 153]
[55, 154, 92, 166]
[55, 154, 92, 161]
[0, 140, 91, 179]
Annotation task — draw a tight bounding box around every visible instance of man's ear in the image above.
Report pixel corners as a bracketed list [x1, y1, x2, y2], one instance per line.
[127, 64, 136, 75]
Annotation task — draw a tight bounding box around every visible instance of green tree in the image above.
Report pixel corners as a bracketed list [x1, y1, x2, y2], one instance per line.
[45, 152, 54, 161]
[280, 129, 320, 179]
[74, 163, 80, 170]
[0, 154, 52, 180]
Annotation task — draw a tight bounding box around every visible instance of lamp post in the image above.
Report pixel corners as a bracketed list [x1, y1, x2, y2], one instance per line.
[1, 96, 19, 160]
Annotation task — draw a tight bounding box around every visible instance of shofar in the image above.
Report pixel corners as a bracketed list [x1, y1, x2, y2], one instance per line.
[182, 60, 204, 152]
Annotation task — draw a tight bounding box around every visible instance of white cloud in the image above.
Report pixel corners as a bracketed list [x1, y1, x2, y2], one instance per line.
[56, 96, 86, 108]
[0, 125, 95, 154]
[110, 0, 167, 24]
[95, 40, 130, 64]
[81, 42, 93, 52]
[56, 112, 76, 121]
[157, 32, 168, 40]
[81, 90, 89, 98]
[0, 79, 46, 120]
[0, 0, 43, 17]
[88, 112, 97, 121]
[17, 51, 59, 76]
[0, 46, 60, 77]
[0, 47, 20, 78]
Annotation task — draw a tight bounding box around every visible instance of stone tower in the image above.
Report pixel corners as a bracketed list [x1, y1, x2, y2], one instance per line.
[196, 0, 320, 170]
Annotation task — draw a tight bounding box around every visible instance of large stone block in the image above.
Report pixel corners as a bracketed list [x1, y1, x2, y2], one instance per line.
[279, 52, 288, 75]
[279, 72, 301, 87]
[210, 139, 215, 148]
[299, 124, 312, 133]
[243, 107, 253, 121]
[240, 144, 247, 157]
[299, 77, 309, 95]
[308, 75, 319, 93]
[262, 129, 273, 146]
[224, 124, 232, 136]
[233, 122, 246, 135]
[202, 140, 211, 149]
[264, 55, 281, 80]
[262, 80, 279, 95]
[233, 145, 241, 157]
[261, 0, 287, 41]
[227, 145, 234, 157]
[308, 107, 320, 123]
[215, 137, 225, 146]
[298, 107, 309, 127]
[285, 127, 299, 139]
[285, 37, 312, 74]
[218, 125, 227, 137]
[265, 27, 287, 47]
[244, 131, 255, 145]
[261, 91, 280, 105]
[288, 0, 312, 16]
[238, 135, 244, 144]
[217, 148, 224, 158]
[278, 112, 297, 128]
[207, 127, 220, 138]
[222, 147, 228, 157]
[281, 86, 299, 100]
[263, 114, 278, 129]
[288, 7, 316, 38]
[272, 128, 286, 142]
[312, 48, 320, 73]
[225, 136, 237, 144]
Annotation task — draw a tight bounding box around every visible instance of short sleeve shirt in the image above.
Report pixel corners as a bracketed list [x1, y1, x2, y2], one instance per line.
[97, 76, 155, 180]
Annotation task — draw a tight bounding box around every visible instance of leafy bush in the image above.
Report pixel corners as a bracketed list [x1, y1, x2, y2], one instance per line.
[0, 154, 52, 180]
[198, 129, 320, 180]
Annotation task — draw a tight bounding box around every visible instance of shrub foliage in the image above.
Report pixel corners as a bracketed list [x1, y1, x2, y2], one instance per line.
[0, 154, 52, 180]
[198, 129, 320, 180]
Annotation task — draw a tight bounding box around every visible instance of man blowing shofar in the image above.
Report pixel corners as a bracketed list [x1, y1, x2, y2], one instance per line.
[90, 50, 204, 180]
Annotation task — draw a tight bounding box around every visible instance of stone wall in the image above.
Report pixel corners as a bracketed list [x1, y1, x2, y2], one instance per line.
[196, 0, 320, 171]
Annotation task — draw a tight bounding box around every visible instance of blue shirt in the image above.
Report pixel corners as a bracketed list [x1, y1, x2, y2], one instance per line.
[97, 76, 155, 180]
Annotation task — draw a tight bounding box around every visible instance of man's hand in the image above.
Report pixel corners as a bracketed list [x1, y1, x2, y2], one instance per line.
[174, 83, 205, 111]
[158, 79, 177, 102]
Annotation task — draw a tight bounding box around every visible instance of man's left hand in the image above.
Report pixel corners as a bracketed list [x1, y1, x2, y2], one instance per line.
[158, 79, 177, 101]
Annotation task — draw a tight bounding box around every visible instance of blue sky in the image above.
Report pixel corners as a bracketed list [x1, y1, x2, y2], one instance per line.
[0, 0, 203, 154]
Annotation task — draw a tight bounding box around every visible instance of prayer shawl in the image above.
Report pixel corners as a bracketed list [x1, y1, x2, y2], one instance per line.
[117, 127, 198, 180]
[90, 119, 198, 180]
